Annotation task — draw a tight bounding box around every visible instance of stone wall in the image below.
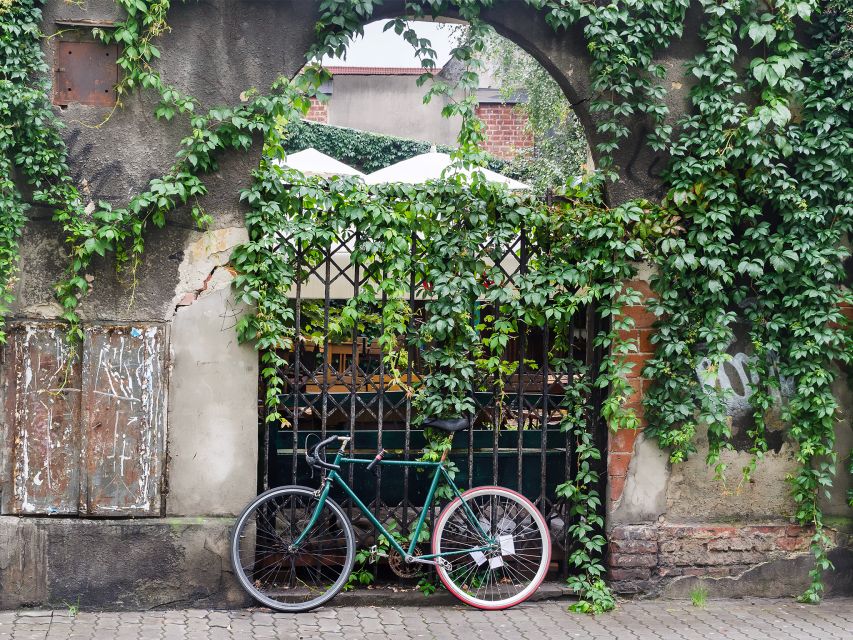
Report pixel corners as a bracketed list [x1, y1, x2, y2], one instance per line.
[609, 524, 853, 597]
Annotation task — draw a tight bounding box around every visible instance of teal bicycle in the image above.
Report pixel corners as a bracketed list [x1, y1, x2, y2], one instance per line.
[230, 418, 552, 612]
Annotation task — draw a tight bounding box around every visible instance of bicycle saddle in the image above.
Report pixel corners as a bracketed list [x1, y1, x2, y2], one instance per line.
[423, 416, 470, 432]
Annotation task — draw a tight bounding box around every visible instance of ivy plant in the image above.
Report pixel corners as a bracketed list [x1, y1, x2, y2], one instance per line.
[0, 0, 850, 612]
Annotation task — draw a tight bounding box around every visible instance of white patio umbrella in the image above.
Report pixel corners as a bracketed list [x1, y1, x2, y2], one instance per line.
[364, 148, 530, 190]
[277, 148, 365, 178]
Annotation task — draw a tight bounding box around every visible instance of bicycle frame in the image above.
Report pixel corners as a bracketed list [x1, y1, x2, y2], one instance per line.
[292, 447, 494, 562]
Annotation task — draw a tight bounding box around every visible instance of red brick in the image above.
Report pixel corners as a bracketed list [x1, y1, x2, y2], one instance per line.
[743, 526, 784, 537]
[610, 553, 657, 568]
[624, 376, 645, 408]
[625, 353, 651, 377]
[637, 328, 657, 353]
[608, 452, 632, 478]
[611, 539, 657, 554]
[608, 567, 651, 581]
[609, 526, 631, 540]
[619, 328, 640, 347]
[621, 279, 656, 299]
[621, 305, 657, 329]
[477, 103, 533, 159]
[176, 292, 196, 307]
[610, 428, 639, 454]
[304, 97, 329, 123]
[708, 537, 753, 552]
[608, 475, 626, 502]
[786, 524, 813, 537]
[776, 536, 810, 552]
[610, 526, 658, 541]
[693, 525, 738, 539]
[662, 524, 736, 539]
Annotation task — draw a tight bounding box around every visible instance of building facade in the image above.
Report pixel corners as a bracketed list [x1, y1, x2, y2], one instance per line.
[0, 0, 850, 609]
[303, 66, 533, 160]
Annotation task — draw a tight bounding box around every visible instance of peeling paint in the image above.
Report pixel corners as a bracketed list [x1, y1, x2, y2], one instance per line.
[82, 325, 168, 516]
[6, 324, 81, 515]
[1, 323, 168, 517]
[171, 227, 247, 315]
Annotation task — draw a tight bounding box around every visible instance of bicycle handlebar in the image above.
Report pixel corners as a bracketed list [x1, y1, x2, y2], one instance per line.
[366, 449, 386, 477]
[306, 435, 344, 472]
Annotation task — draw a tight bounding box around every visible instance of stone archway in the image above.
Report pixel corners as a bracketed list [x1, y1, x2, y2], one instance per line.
[10, 0, 833, 610]
[21, 1, 709, 329]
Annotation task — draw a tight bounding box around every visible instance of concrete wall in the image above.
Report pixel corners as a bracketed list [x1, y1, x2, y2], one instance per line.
[0, 517, 247, 609]
[328, 74, 463, 146]
[167, 238, 259, 518]
[0, 0, 848, 609]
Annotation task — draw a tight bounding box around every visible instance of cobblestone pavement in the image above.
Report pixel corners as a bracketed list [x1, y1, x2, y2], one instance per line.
[0, 598, 851, 639]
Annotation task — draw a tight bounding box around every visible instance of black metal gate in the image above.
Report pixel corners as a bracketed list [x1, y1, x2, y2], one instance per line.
[259, 225, 607, 576]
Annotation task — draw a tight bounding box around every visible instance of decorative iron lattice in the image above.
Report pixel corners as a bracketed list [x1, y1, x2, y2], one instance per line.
[260, 224, 607, 577]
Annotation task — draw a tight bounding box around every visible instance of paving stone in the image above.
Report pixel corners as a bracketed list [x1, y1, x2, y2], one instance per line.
[2, 599, 853, 639]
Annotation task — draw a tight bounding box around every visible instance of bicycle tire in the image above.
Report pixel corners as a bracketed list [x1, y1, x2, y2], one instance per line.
[432, 485, 551, 610]
[230, 485, 355, 612]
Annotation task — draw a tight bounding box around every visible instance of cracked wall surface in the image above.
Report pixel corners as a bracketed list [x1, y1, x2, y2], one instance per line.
[166, 230, 257, 517]
[2, 0, 849, 607]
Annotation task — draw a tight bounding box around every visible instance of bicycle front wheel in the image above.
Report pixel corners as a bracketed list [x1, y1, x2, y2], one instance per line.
[432, 486, 551, 610]
[231, 486, 355, 612]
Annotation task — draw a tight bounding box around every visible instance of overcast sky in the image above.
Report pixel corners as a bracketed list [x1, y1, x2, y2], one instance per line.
[322, 21, 461, 68]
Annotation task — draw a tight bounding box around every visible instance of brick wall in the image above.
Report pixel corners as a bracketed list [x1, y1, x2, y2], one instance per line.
[609, 523, 817, 593]
[475, 103, 533, 160]
[604, 275, 850, 595]
[305, 97, 328, 124]
[609, 278, 657, 507]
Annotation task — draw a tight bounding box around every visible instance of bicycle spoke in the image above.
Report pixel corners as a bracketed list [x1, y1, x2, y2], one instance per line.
[232, 488, 354, 612]
[434, 488, 549, 609]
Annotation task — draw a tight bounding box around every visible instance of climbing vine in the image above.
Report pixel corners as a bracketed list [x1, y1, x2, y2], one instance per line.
[643, 0, 853, 602]
[0, 0, 84, 341]
[0, 0, 850, 611]
[232, 96, 670, 610]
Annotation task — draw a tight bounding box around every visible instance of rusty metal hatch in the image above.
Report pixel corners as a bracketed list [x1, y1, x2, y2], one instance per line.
[0, 323, 169, 517]
[54, 41, 119, 107]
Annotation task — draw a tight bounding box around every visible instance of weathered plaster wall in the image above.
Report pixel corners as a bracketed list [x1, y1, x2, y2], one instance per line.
[664, 428, 798, 523]
[167, 230, 259, 517]
[825, 374, 853, 522]
[16, 0, 700, 527]
[0, 517, 246, 609]
[1, 0, 848, 608]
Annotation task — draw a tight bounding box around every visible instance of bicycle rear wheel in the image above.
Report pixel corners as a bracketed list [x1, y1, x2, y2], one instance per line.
[432, 486, 551, 610]
[231, 486, 355, 612]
